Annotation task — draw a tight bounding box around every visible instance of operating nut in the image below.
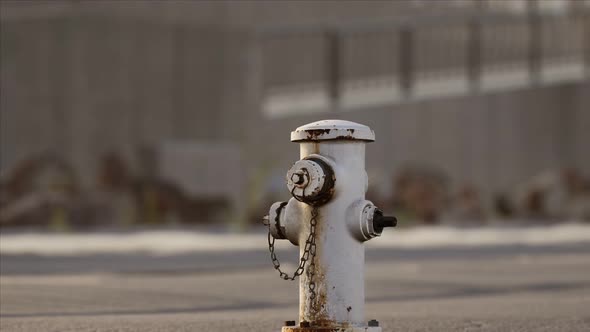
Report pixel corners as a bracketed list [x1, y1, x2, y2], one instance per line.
[290, 171, 307, 187]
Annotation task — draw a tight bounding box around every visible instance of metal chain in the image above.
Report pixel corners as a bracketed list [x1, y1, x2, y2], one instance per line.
[306, 207, 319, 315]
[267, 164, 320, 316]
[267, 205, 318, 282]
[267, 205, 320, 315]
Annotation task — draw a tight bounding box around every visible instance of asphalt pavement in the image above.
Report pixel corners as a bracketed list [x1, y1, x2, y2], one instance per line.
[1, 244, 589, 331]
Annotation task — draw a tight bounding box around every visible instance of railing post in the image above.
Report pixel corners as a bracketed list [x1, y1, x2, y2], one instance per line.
[528, 0, 542, 85]
[325, 30, 341, 109]
[172, 23, 187, 137]
[399, 25, 414, 99]
[467, 2, 486, 92]
[568, 0, 588, 78]
[467, 13, 483, 92]
[585, 6, 590, 77]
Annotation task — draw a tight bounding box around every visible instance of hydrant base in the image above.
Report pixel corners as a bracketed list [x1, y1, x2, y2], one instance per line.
[282, 326, 382, 332]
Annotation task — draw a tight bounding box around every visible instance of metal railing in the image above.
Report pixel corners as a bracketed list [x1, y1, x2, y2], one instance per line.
[259, 7, 589, 115]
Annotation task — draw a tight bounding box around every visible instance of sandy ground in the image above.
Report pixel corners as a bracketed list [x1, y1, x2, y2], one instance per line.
[1, 239, 590, 332]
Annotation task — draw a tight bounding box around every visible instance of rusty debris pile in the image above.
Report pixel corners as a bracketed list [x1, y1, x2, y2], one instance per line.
[0, 152, 230, 230]
[2, 152, 589, 231]
[380, 165, 590, 226]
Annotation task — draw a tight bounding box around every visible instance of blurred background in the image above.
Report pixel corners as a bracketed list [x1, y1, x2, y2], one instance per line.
[1, 0, 589, 231]
[1, 1, 590, 330]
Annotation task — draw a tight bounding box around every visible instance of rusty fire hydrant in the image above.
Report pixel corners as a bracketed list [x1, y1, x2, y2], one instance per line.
[263, 120, 396, 332]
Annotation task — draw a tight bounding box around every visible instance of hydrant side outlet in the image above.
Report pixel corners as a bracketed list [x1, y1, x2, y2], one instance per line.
[286, 158, 335, 206]
[265, 120, 395, 332]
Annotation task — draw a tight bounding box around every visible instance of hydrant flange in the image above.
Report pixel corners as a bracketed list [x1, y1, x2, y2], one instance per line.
[282, 326, 382, 332]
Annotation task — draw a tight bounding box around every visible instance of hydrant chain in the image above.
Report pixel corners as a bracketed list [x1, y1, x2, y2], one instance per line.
[306, 207, 319, 315]
[267, 204, 319, 283]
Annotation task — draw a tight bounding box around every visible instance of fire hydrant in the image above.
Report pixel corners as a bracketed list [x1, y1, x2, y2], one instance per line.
[263, 120, 396, 332]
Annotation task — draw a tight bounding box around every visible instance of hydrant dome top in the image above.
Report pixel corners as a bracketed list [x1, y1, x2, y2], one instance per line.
[291, 119, 375, 142]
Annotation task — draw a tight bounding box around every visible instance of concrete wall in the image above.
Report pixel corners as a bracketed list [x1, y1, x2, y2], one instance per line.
[249, 82, 587, 200]
[570, 81, 590, 172]
[1, 0, 587, 199]
[0, 14, 229, 183]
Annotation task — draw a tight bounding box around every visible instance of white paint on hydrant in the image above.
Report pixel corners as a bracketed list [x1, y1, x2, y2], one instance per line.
[265, 120, 396, 332]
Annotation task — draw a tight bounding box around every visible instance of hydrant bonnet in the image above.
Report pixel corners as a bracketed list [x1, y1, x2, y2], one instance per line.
[291, 119, 375, 142]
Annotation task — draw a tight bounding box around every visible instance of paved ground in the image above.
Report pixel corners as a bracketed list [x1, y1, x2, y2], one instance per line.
[1, 244, 590, 332]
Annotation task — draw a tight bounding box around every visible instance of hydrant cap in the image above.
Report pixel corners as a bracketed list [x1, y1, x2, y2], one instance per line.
[291, 119, 375, 142]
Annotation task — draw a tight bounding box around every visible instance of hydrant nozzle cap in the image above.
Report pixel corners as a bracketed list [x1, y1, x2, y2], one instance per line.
[291, 119, 375, 142]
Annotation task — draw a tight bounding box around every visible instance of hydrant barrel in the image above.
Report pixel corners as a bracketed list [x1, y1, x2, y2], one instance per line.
[293, 120, 374, 327]
[266, 120, 394, 332]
